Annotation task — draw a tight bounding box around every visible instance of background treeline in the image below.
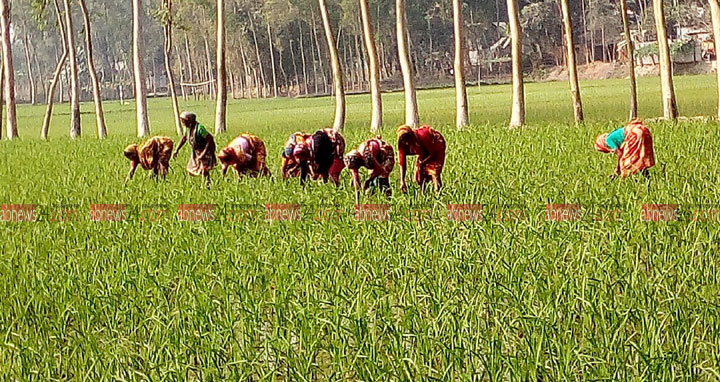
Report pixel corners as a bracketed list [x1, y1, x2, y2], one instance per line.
[11, 0, 710, 103]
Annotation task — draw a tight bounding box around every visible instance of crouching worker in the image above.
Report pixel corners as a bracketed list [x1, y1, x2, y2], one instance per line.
[281, 132, 313, 182]
[397, 125, 446, 193]
[309, 128, 346, 185]
[173, 111, 217, 187]
[595, 119, 655, 179]
[344, 136, 395, 202]
[218, 134, 271, 179]
[124, 136, 174, 184]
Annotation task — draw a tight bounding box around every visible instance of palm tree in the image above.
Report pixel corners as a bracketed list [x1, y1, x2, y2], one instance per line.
[619, 0, 637, 119]
[560, 0, 583, 123]
[214, 0, 227, 134]
[133, 0, 150, 137]
[79, 0, 107, 139]
[318, 0, 345, 132]
[358, 0, 382, 131]
[0, 0, 17, 139]
[396, 0, 419, 127]
[63, 0, 81, 138]
[653, 0, 677, 119]
[452, 0, 469, 128]
[507, 0, 524, 127]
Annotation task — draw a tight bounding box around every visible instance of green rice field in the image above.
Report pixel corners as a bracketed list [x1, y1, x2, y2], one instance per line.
[1, 75, 720, 380]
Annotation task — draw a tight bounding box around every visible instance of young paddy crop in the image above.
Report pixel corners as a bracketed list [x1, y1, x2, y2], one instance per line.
[1, 76, 720, 380]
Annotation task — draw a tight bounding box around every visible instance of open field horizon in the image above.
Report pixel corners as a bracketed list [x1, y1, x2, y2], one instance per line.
[2, 74, 720, 380]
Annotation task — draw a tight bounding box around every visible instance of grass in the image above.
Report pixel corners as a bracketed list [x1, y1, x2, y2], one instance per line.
[1, 74, 720, 380]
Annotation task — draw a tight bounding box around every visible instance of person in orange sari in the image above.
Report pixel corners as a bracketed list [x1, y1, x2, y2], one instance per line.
[218, 134, 271, 179]
[595, 119, 655, 179]
[124, 136, 174, 184]
[397, 125, 446, 193]
[344, 136, 395, 201]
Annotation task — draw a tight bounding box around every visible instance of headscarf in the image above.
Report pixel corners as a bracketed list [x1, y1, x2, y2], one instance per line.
[123, 144, 139, 160]
[595, 133, 611, 153]
[396, 125, 414, 141]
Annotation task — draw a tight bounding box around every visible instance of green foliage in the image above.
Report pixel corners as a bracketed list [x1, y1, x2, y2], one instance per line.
[2, 75, 720, 380]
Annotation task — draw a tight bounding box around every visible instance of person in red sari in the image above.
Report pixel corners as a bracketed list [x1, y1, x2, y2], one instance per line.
[310, 128, 345, 185]
[281, 129, 345, 185]
[218, 134, 271, 179]
[396, 125, 446, 193]
[344, 136, 395, 201]
[123, 136, 174, 184]
[281, 132, 313, 182]
[595, 119, 655, 179]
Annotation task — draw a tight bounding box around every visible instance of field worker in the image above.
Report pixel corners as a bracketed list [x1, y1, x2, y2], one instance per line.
[123, 136, 174, 184]
[344, 136, 395, 202]
[595, 119, 655, 179]
[397, 125, 446, 193]
[173, 111, 217, 187]
[281, 131, 313, 181]
[218, 134, 271, 179]
[309, 128, 346, 186]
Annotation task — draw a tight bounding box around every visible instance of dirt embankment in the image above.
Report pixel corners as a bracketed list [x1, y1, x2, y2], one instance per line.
[543, 61, 714, 82]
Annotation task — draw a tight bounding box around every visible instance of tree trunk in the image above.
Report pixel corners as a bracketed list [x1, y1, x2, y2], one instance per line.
[289, 38, 300, 95]
[0, 46, 4, 137]
[710, 0, 720, 118]
[214, 0, 226, 134]
[162, 0, 181, 135]
[266, 23, 278, 97]
[63, 0, 81, 138]
[396, 0, 419, 127]
[22, 31, 36, 105]
[0, 0, 15, 139]
[42, 0, 68, 140]
[203, 36, 215, 98]
[359, 0, 382, 131]
[133, 0, 150, 136]
[79, 0, 107, 139]
[318, 0, 345, 132]
[298, 21, 309, 95]
[620, 0, 638, 119]
[653, 0, 677, 119]
[239, 41, 251, 98]
[560, 0, 583, 123]
[452, 0, 469, 128]
[249, 13, 267, 97]
[184, 33, 196, 99]
[175, 45, 187, 100]
[507, 0, 525, 127]
[311, 10, 328, 94]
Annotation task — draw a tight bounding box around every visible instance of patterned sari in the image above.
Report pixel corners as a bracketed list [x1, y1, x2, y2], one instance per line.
[136, 136, 174, 172]
[617, 120, 655, 177]
[314, 128, 346, 183]
[219, 134, 270, 176]
[397, 125, 446, 185]
[357, 137, 395, 178]
[596, 120, 655, 178]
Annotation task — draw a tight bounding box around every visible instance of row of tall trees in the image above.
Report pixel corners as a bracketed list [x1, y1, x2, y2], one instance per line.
[0, 0, 715, 140]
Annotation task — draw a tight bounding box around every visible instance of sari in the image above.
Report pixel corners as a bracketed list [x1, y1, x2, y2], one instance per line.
[595, 120, 655, 178]
[186, 124, 217, 176]
[219, 134, 270, 176]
